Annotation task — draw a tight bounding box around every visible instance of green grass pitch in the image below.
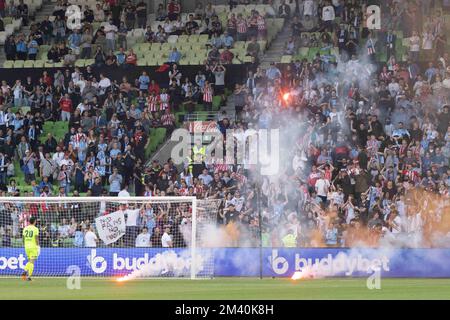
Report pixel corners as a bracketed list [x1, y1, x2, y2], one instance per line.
[1, 277, 450, 299]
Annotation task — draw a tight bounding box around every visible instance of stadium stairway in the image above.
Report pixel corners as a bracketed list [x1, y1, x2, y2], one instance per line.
[260, 22, 291, 69]
[147, 96, 235, 168]
[31, 1, 55, 27]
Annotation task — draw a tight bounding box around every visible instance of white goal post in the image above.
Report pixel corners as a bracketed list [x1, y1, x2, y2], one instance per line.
[0, 196, 222, 279]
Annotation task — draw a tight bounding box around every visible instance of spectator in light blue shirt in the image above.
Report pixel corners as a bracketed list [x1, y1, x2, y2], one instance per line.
[392, 122, 410, 141]
[108, 167, 123, 195]
[95, 162, 105, 177]
[27, 37, 39, 60]
[116, 47, 126, 66]
[221, 31, 234, 48]
[12, 115, 23, 132]
[210, 32, 223, 48]
[168, 47, 182, 63]
[424, 62, 438, 82]
[325, 223, 338, 246]
[68, 30, 82, 51]
[198, 169, 213, 186]
[16, 38, 28, 60]
[32, 182, 41, 197]
[258, 108, 272, 129]
[38, 176, 53, 193]
[74, 225, 84, 247]
[110, 147, 121, 159]
[138, 71, 150, 92]
[265, 63, 282, 80]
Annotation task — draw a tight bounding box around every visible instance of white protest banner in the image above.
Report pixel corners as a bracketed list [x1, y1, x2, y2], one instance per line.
[95, 211, 126, 245]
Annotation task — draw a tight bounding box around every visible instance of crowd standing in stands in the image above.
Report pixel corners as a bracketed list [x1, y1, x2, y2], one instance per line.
[0, 0, 450, 249]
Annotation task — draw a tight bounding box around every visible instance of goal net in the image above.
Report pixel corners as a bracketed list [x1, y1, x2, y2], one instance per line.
[0, 197, 221, 279]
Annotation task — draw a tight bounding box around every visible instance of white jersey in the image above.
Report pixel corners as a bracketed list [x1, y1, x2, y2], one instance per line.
[161, 232, 172, 247]
[84, 230, 98, 247]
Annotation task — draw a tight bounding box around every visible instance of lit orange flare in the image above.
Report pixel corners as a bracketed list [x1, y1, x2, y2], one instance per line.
[116, 276, 129, 282]
[291, 271, 303, 280]
[283, 93, 290, 101]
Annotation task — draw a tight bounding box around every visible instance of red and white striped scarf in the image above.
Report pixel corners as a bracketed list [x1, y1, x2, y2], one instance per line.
[161, 113, 174, 126]
[257, 16, 266, 30]
[237, 19, 247, 33]
[159, 93, 170, 111]
[147, 95, 159, 112]
[203, 86, 213, 102]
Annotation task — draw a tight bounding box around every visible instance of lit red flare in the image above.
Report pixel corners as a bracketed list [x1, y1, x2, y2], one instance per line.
[116, 276, 130, 282]
[291, 271, 304, 280]
[291, 270, 315, 280]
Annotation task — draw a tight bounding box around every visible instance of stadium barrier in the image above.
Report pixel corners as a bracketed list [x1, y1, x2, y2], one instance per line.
[1, 248, 450, 278]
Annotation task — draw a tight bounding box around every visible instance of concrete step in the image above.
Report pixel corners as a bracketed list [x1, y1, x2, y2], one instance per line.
[259, 23, 292, 65]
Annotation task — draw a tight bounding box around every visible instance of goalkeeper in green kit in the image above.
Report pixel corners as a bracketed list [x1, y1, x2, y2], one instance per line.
[21, 217, 40, 281]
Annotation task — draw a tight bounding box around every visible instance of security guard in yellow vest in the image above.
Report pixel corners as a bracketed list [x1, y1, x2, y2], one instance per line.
[282, 229, 297, 247]
[185, 154, 193, 175]
[192, 139, 206, 161]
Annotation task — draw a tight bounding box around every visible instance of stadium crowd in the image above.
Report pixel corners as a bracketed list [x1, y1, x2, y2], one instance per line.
[0, 0, 450, 249]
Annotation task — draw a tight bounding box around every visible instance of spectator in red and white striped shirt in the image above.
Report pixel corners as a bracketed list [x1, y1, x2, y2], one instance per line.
[202, 81, 213, 112]
[161, 109, 176, 135]
[256, 12, 267, 40]
[227, 13, 237, 38]
[236, 13, 248, 41]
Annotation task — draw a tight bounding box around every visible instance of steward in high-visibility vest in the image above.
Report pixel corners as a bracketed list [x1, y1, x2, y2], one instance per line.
[282, 230, 297, 247]
[185, 155, 193, 174]
[193, 145, 206, 159]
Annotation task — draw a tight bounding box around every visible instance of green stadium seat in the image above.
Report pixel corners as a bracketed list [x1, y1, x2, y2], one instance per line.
[281, 55, 292, 63]
[14, 60, 25, 68]
[3, 17, 12, 25]
[198, 34, 209, 44]
[212, 96, 222, 111]
[161, 43, 172, 51]
[179, 58, 189, 65]
[175, 112, 185, 126]
[178, 34, 189, 43]
[75, 59, 85, 67]
[24, 60, 34, 68]
[34, 60, 45, 67]
[188, 34, 200, 43]
[150, 42, 161, 50]
[179, 43, 191, 51]
[243, 56, 253, 63]
[186, 56, 198, 65]
[147, 57, 158, 66]
[137, 58, 148, 66]
[21, 106, 31, 114]
[298, 47, 309, 58]
[3, 61, 14, 68]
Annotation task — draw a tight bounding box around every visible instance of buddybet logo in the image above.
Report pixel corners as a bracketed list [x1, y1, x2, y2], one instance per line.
[269, 249, 390, 277]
